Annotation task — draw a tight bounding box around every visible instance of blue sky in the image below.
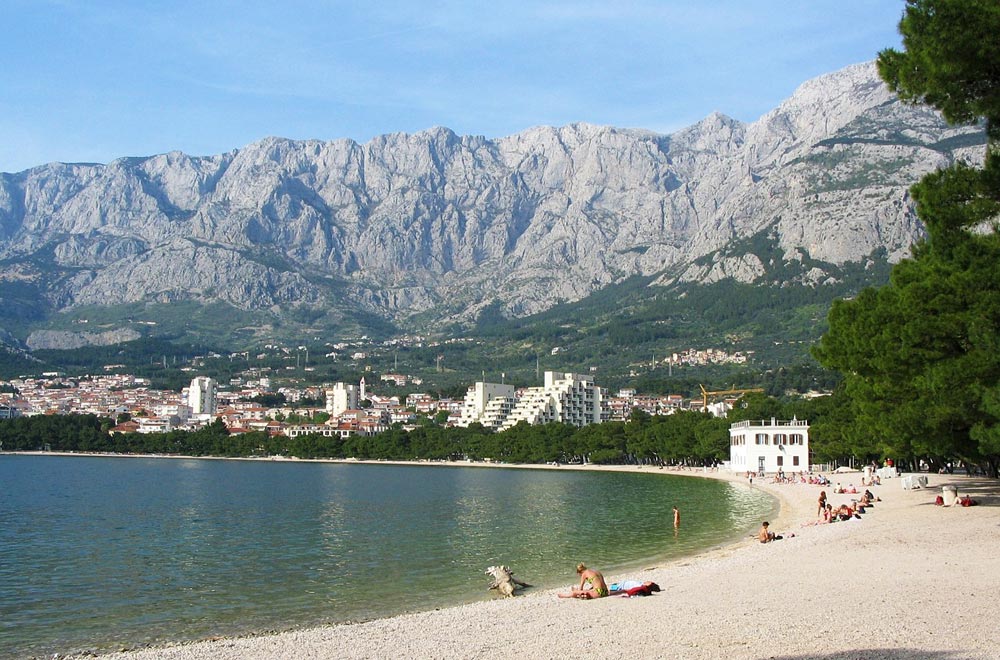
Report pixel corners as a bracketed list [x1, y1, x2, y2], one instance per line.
[0, 1, 906, 173]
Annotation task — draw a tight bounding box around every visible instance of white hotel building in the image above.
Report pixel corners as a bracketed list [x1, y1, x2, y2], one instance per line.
[326, 382, 359, 417]
[187, 376, 218, 416]
[498, 371, 607, 432]
[455, 382, 517, 430]
[729, 418, 809, 475]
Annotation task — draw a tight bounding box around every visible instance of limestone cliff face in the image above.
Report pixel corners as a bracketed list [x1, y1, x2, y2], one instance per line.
[25, 328, 141, 351]
[0, 62, 985, 332]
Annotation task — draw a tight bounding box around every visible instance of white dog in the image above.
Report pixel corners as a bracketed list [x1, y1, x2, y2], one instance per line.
[484, 565, 531, 597]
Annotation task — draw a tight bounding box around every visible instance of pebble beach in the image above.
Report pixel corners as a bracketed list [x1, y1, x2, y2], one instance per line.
[84, 466, 1000, 660]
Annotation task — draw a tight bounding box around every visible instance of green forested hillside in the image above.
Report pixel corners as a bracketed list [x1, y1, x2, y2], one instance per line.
[0, 228, 892, 398]
[462, 235, 892, 390]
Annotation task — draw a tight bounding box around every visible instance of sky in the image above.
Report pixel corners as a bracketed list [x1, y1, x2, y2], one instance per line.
[0, 1, 907, 173]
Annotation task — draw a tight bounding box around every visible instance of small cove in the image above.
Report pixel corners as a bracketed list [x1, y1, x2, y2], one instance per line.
[0, 454, 775, 658]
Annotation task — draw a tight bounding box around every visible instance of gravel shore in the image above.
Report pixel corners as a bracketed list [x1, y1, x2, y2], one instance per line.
[84, 467, 1000, 660]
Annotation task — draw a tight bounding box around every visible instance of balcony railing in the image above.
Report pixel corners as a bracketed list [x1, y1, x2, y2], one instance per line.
[730, 419, 808, 429]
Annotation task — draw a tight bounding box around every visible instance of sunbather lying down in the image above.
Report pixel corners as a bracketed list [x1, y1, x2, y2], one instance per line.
[608, 580, 661, 597]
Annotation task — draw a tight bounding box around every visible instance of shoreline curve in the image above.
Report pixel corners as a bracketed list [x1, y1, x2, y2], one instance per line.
[10, 453, 999, 659]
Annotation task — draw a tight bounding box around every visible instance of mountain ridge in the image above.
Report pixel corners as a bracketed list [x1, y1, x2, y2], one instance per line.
[0, 61, 986, 350]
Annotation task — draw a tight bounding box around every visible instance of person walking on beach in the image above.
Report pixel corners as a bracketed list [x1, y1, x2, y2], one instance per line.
[673, 506, 680, 528]
[557, 563, 609, 599]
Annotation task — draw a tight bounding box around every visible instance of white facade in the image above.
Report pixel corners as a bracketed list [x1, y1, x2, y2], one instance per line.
[188, 377, 217, 415]
[455, 382, 516, 430]
[135, 416, 174, 434]
[498, 372, 606, 432]
[729, 418, 810, 474]
[154, 403, 191, 422]
[326, 382, 359, 416]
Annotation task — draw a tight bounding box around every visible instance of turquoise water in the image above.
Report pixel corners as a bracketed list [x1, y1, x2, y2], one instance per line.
[0, 455, 774, 658]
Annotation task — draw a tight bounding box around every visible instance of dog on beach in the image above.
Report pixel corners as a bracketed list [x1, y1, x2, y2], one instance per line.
[484, 565, 531, 597]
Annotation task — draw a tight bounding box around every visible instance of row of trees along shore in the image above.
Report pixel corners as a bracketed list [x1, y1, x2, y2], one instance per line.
[0, 386, 990, 475]
[2, 1, 1000, 478]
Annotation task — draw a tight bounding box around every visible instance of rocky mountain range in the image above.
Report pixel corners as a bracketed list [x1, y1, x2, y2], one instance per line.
[0, 61, 986, 349]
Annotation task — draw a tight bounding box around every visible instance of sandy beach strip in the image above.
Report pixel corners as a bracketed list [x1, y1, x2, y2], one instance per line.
[80, 466, 999, 660]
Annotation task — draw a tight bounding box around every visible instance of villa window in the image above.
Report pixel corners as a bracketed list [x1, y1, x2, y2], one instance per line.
[755, 433, 767, 445]
[793, 456, 800, 466]
[774, 433, 787, 445]
[777, 456, 783, 466]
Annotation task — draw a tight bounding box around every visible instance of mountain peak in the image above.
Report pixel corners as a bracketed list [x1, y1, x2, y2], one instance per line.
[0, 62, 985, 346]
[746, 61, 894, 164]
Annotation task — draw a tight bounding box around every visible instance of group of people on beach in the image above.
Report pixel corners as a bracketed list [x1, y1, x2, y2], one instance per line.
[803, 487, 880, 527]
[558, 477, 885, 599]
[756, 472, 885, 490]
[747, 470, 834, 485]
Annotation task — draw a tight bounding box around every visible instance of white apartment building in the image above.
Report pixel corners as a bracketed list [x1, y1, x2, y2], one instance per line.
[455, 382, 516, 430]
[135, 416, 174, 434]
[154, 403, 191, 422]
[498, 372, 607, 432]
[187, 376, 217, 416]
[326, 382, 359, 416]
[729, 418, 810, 475]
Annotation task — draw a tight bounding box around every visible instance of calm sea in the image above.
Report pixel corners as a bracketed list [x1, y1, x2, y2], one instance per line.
[0, 454, 774, 658]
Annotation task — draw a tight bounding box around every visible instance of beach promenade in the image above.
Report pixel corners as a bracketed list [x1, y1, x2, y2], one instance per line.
[88, 466, 1000, 660]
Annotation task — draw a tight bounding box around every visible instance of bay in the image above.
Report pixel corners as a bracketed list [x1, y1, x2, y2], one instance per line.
[0, 454, 774, 658]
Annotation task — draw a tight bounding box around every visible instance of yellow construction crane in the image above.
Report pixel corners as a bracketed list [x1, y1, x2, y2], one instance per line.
[699, 385, 764, 411]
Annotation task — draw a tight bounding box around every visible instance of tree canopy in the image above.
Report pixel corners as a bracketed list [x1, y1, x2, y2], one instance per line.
[816, 0, 1000, 476]
[878, 0, 1000, 150]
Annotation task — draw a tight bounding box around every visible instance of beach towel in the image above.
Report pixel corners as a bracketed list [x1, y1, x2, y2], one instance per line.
[624, 583, 660, 597]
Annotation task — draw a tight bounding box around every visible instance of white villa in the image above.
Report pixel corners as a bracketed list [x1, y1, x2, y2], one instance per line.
[729, 418, 809, 475]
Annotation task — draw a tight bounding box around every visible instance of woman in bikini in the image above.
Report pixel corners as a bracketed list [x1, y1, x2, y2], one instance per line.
[557, 563, 609, 599]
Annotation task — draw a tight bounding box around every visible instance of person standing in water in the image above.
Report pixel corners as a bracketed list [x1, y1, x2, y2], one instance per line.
[673, 506, 680, 528]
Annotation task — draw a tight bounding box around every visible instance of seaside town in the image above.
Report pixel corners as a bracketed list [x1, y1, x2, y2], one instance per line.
[5, 4, 1000, 659]
[1, 369, 818, 481]
[0, 369, 745, 440]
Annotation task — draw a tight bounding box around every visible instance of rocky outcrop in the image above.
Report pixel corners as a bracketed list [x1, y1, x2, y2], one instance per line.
[26, 328, 141, 351]
[0, 62, 985, 334]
